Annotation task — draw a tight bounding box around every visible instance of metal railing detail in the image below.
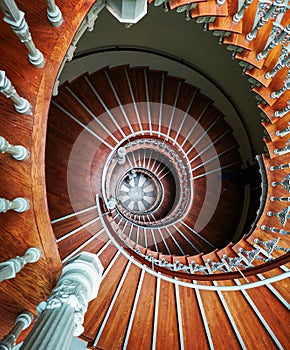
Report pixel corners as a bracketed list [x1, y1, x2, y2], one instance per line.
[96, 193, 290, 290]
[275, 124, 290, 137]
[267, 205, 290, 226]
[271, 174, 290, 191]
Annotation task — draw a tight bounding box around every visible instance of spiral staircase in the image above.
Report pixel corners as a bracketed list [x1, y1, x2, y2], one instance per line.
[0, 0, 289, 349]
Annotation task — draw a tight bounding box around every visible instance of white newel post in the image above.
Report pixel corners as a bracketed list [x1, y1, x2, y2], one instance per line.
[20, 252, 103, 350]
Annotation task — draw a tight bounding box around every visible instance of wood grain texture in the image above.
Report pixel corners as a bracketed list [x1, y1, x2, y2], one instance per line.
[0, 0, 96, 339]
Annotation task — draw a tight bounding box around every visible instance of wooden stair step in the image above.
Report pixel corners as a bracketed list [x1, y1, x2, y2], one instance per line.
[156, 278, 180, 350]
[52, 208, 98, 239]
[125, 271, 156, 350]
[190, 0, 228, 19]
[96, 263, 142, 349]
[208, 0, 243, 34]
[198, 280, 241, 349]
[214, 278, 282, 349]
[244, 45, 285, 88]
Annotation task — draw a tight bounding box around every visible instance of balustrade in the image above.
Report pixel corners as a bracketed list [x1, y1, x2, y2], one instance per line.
[45, 0, 63, 27]
[20, 252, 103, 350]
[257, 23, 290, 61]
[274, 100, 290, 118]
[233, 0, 254, 24]
[103, 136, 192, 228]
[134, 236, 287, 275]
[265, 45, 290, 79]
[0, 136, 29, 161]
[0, 0, 44, 67]
[238, 247, 267, 265]
[0, 311, 33, 350]
[246, 0, 287, 42]
[267, 205, 290, 226]
[273, 139, 290, 155]
[0, 198, 29, 213]
[0, 71, 31, 114]
[271, 70, 290, 98]
[0, 247, 41, 283]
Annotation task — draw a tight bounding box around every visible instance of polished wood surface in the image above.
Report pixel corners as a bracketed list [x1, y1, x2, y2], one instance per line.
[208, 0, 242, 34]
[47, 66, 244, 256]
[0, 0, 97, 338]
[1, 0, 289, 348]
[190, 0, 228, 18]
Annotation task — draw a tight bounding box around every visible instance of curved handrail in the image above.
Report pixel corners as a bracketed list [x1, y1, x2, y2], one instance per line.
[96, 194, 290, 287]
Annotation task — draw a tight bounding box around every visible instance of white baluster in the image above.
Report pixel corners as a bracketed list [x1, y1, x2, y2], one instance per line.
[0, 136, 29, 161]
[0, 247, 42, 282]
[271, 70, 290, 98]
[270, 162, 290, 170]
[275, 123, 290, 137]
[216, 0, 225, 6]
[0, 71, 31, 114]
[267, 205, 290, 226]
[257, 23, 290, 61]
[0, 311, 33, 349]
[246, 0, 286, 42]
[261, 224, 290, 235]
[274, 100, 290, 117]
[233, 0, 254, 23]
[0, 197, 30, 213]
[265, 44, 290, 79]
[273, 139, 290, 155]
[45, 0, 63, 27]
[270, 196, 290, 201]
[0, 0, 44, 67]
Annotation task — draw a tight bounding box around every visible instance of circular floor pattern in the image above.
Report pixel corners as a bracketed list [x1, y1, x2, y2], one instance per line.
[117, 169, 161, 214]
